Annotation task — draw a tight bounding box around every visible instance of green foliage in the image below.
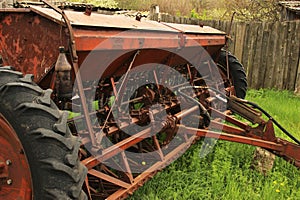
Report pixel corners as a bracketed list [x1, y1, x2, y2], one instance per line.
[113, 0, 153, 11]
[133, 102, 144, 110]
[96, 0, 118, 8]
[225, 0, 281, 22]
[68, 0, 281, 21]
[70, 0, 119, 8]
[129, 89, 300, 199]
[190, 8, 213, 20]
[108, 96, 115, 107]
[175, 11, 181, 17]
[190, 8, 199, 19]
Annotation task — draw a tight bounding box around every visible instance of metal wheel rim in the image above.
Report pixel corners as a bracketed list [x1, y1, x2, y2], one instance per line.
[0, 114, 32, 199]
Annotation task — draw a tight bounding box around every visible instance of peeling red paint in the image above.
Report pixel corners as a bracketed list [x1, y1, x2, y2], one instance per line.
[0, 11, 68, 83]
[13, 38, 22, 54]
[4, 16, 12, 25]
[32, 44, 42, 54]
[33, 16, 40, 25]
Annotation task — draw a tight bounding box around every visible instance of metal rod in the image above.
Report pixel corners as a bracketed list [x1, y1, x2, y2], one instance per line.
[181, 125, 300, 169]
[153, 69, 162, 97]
[187, 64, 194, 85]
[96, 51, 140, 145]
[82, 104, 200, 170]
[82, 127, 152, 170]
[182, 125, 283, 150]
[120, 151, 134, 183]
[106, 135, 196, 200]
[42, 0, 97, 146]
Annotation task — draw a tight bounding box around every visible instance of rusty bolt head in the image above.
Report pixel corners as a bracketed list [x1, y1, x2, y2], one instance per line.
[6, 160, 12, 166]
[84, 5, 92, 16]
[7, 179, 12, 185]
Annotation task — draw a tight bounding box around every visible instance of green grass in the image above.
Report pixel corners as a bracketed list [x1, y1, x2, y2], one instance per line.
[129, 89, 300, 200]
[246, 89, 300, 140]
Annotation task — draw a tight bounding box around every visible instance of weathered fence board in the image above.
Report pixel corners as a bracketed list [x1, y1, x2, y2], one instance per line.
[234, 22, 246, 62]
[260, 22, 270, 89]
[296, 57, 300, 94]
[290, 22, 300, 91]
[152, 14, 300, 93]
[264, 22, 277, 89]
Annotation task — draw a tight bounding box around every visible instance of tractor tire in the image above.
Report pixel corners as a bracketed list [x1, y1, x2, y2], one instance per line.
[218, 50, 247, 99]
[0, 67, 87, 199]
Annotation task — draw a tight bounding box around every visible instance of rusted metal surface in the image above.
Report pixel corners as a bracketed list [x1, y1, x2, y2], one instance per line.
[0, 9, 68, 82]
[30, 5, 226, 52]
[0, 3, 223, 83]
[161, 22, 225, 34]
[1, 3, 300, 200]
[0, 114, 32, 200]
[81, 127, 152, 170]
[0, 6, 225, 83]
[73, 29, 225, 51]
[182, 120, 300, 169]
[30, 6, 179, 31]
[31, 5, 226, 34]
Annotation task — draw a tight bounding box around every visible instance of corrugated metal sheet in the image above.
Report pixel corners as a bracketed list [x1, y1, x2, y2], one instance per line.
[30, 6, 177, 32]
[30, 6, 225, 34]
[279, 1, 300, 12]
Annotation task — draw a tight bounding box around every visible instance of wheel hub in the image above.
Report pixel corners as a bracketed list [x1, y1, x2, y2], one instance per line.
[0, 114, 32, 199]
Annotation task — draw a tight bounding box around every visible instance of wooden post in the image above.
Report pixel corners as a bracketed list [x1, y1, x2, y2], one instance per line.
[274, 22, 288, 90]
[234, 22, 246, 62]
[246, 23, 259, 89]
[241, 23, 250, 79]
[252, 22, 264, 89]
[149, 4, 160, 21]
[290, 21, 300, 92]
[257, 22, 270, 89]
[263, 22, 277, 89]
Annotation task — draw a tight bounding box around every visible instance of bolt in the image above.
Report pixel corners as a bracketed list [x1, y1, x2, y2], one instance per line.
[7, 179, 12, 185]
[283, 142, 287, 146]
[0, 162, 5, 168]
[6, 160, 11, 166]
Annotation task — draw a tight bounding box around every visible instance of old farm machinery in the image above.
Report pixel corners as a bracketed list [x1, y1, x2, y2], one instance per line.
[0, 1, 299, 199]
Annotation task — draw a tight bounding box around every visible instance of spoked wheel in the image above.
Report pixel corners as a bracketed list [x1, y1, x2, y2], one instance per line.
[0, 113, 32, 200]
[0, 67, 87, 199]
[73, 49, 230, 199]
[79, 68, 201, 199]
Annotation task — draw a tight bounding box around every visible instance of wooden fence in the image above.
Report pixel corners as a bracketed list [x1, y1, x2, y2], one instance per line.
[151, 14, 300, 93]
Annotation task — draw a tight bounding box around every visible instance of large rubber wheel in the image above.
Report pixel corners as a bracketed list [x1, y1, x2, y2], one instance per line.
[0, 67, 87, 199]
[218, 50, 247, 99]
